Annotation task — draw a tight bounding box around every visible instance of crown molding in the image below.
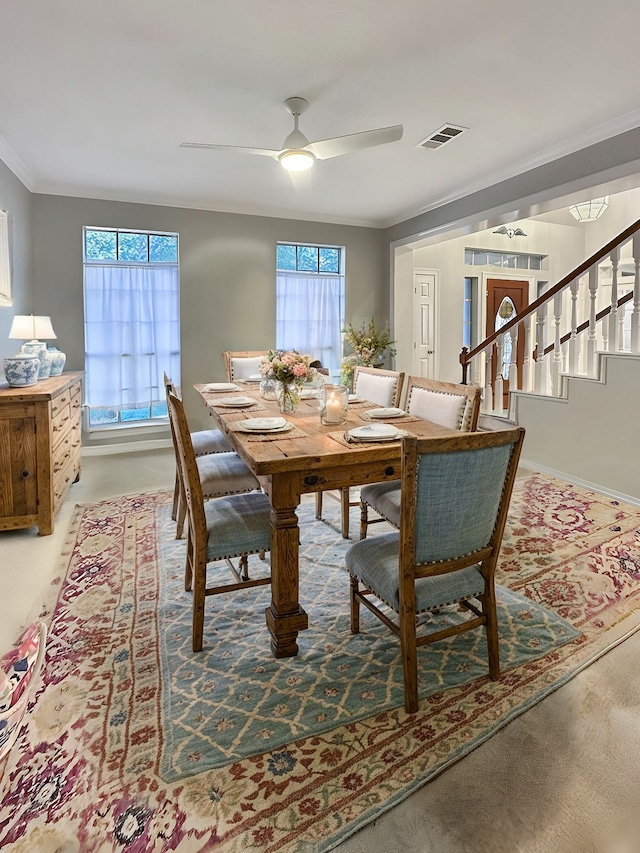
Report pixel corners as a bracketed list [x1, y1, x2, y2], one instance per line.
[0, 134, 35, 190]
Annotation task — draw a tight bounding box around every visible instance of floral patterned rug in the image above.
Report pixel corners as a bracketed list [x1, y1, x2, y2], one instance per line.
[1, 473, 640, 852]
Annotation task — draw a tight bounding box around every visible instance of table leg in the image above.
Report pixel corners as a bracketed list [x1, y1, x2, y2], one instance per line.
[264, 475, 308, 657]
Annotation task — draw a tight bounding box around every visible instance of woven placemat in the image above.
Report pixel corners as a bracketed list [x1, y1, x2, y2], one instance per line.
[348, 399, 377, 410]
[358, 410, 421, 423]
[227, 423, 309, 442]
[328, 427, 411, 448]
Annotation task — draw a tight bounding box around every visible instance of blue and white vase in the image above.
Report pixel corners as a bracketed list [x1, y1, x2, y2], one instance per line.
[47, 346, 66, 376]
[21, 341, 52, 380]
[3, 353, 40, 387]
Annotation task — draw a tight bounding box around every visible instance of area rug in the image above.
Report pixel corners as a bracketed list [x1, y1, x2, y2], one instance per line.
[1, 473, 640, 852]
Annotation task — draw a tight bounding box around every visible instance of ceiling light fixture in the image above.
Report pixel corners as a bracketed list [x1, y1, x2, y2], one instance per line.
[278, 149, 316, 172]
[568, 196, 609, 222]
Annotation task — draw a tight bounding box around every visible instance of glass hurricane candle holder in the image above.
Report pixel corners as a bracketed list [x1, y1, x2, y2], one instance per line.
[319, 384, 349, 426]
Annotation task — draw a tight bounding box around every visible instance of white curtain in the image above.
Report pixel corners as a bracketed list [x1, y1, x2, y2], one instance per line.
[276, 272, 344, 377]
[84, 264, 180, 410]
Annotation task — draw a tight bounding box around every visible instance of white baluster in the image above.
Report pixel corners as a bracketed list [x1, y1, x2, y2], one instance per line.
[618, 303, 626, 351]
[522, 316, 533, 393]
[587, 265, 599, 376]
[568, 278, 580, 374]
[551, 292, 563, 396]
[631, 233, 640, 353]
[534, 304, 547, 395]
[508, 324, 519, 393]
[483, 350, 493, 413]
[495, 335, 504, 414]
[608, 248, 619, 352]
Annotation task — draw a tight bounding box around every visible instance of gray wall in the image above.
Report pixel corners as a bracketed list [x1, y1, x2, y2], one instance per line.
[30, 195, 386, 430]
[0, 159, 33, 359]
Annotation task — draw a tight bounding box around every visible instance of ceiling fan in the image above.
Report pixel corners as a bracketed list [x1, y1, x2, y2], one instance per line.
[180, 97, 403, 172]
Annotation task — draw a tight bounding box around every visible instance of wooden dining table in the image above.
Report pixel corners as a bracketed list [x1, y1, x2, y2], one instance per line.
[194, 381, 456, 659]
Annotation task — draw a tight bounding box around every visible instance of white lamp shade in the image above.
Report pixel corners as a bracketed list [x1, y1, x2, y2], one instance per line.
[568, 196, 609, 222]
[9, 315, 57, 340]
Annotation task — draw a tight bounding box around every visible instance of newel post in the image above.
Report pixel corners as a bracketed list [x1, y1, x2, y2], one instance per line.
[460, 347, 469, 385]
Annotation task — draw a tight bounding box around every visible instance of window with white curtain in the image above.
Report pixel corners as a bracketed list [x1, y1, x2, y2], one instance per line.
[83, 227, 180, 429]
[276, 243, 345, 378]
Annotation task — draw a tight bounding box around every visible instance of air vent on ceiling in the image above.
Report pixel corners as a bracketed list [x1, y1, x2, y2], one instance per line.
[417, 123, 468, 150]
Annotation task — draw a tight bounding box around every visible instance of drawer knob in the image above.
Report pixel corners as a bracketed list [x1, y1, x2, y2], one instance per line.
[384, 466, 395, 476]
[304, 475, 319, 486]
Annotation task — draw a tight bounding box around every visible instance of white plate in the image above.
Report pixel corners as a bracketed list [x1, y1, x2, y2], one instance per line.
[213, 396, 256, 407]
[300, 388, 320, 399]
[202, 382, 239, 392]
[240, 417, 288, 431]
[236, 420, 293, 434]
[348, 423, 399, 442]
[366, 407, 406, 419]
[244, 375, 263, 382]
[348, 395, 364, 403]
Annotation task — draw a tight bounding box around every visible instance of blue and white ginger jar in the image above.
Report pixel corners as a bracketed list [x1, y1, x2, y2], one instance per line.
[3, 353, 40, 387]
[47, 346, 66, 376]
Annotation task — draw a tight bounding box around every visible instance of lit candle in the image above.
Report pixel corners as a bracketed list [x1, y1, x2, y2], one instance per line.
[324, 392, 342, 424]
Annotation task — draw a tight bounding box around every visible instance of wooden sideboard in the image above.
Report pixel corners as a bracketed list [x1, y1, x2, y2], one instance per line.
[0, 371, 83, 535]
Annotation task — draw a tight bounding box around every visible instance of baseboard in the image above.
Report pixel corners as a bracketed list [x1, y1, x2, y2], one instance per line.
[519, 458, 640, 507]
[82, 438, 173, 456]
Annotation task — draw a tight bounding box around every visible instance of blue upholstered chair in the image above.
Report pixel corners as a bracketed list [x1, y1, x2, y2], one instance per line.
[315, 365, 405, 539]
[359, 377, 482, 539]
[167, 391, 271, 652]
[345, 427, 524, 714]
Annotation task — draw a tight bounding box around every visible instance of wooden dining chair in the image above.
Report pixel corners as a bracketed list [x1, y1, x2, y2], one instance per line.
[359, 377, 482, 539]
[167, 391, 272, 652]
[165, 375, 260, 539]
[346, 427, 525, 713]
[164, 374, 233, 525]
[223, 351, 270, 382]
[315, 366, 405, 539]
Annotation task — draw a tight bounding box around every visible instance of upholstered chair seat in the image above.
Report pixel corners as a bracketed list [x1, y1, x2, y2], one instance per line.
[197, 452, 260, 499]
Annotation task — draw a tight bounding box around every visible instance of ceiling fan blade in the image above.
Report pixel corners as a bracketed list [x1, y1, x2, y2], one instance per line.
[309, 124, 403, 160]
[179, 142, 281, 159]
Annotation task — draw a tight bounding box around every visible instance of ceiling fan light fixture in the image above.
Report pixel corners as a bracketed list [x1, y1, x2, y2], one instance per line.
[279, 149, 315, 172]
[568, 196, 609, 222]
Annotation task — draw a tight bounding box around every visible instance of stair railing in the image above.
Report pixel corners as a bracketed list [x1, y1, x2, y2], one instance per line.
[460, 217, 640, 414]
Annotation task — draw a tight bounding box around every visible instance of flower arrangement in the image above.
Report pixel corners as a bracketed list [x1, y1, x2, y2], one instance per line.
[260, 350, 313, 385]
[343, 318, 396, 366]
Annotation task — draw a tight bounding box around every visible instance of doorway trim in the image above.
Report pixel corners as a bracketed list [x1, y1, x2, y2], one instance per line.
[413, 267, 439, 378]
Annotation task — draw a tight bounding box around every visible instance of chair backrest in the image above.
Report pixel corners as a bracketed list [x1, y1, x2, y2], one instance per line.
[353, 366, 405, 407]
[223, 351, 270, 382]
[405, 377, 481, 431]
[398, 428, 524, 580]
[167, 391, 207, 540]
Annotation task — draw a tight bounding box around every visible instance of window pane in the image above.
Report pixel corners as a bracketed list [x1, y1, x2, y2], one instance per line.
[85, 229, 117, 260]
[319, 248, 339, 273]
[464, 249, 472, 265]
[151, 401, 168, 418]
[88, 406, 118, 426]
[118, 232, 148, 262]
[487, 253, 502, 267]
[277, 245, 296, 270]
[529, 256, 542, 270]
[149, 235, 178, 263]
[297, 246, 319, 272]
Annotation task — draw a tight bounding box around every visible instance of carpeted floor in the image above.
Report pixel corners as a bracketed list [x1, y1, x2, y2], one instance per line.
[1, 473, 640, 852]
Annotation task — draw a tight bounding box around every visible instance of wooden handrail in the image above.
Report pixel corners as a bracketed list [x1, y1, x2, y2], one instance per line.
[460, 216, 640, 381]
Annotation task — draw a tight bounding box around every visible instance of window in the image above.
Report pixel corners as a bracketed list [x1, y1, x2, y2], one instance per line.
[83, 227, 180, 429]
[465, 247, 546, 270]
[276, 242, 345, 378]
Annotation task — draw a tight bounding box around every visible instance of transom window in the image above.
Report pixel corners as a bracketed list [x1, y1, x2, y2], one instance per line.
[83, 227, 180, 429]
[465, 248, 546, 271]
[277, 243, 341, 274]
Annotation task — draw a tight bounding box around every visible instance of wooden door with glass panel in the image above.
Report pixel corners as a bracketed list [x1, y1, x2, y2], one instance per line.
[486, 278, 528, 409]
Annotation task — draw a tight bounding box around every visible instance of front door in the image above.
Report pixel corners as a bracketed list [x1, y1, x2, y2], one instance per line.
[486, 278, 529, 408]
[413, 270, 437, 378]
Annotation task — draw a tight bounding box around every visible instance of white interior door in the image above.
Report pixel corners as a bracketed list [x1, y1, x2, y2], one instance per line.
[413, 269, 438, 378]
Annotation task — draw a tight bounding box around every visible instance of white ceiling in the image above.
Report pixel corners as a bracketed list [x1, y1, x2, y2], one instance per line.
[2, 0, 640, 228]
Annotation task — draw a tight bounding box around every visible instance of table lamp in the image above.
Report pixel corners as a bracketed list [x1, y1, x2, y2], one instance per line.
[9, 315, 57, 379]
